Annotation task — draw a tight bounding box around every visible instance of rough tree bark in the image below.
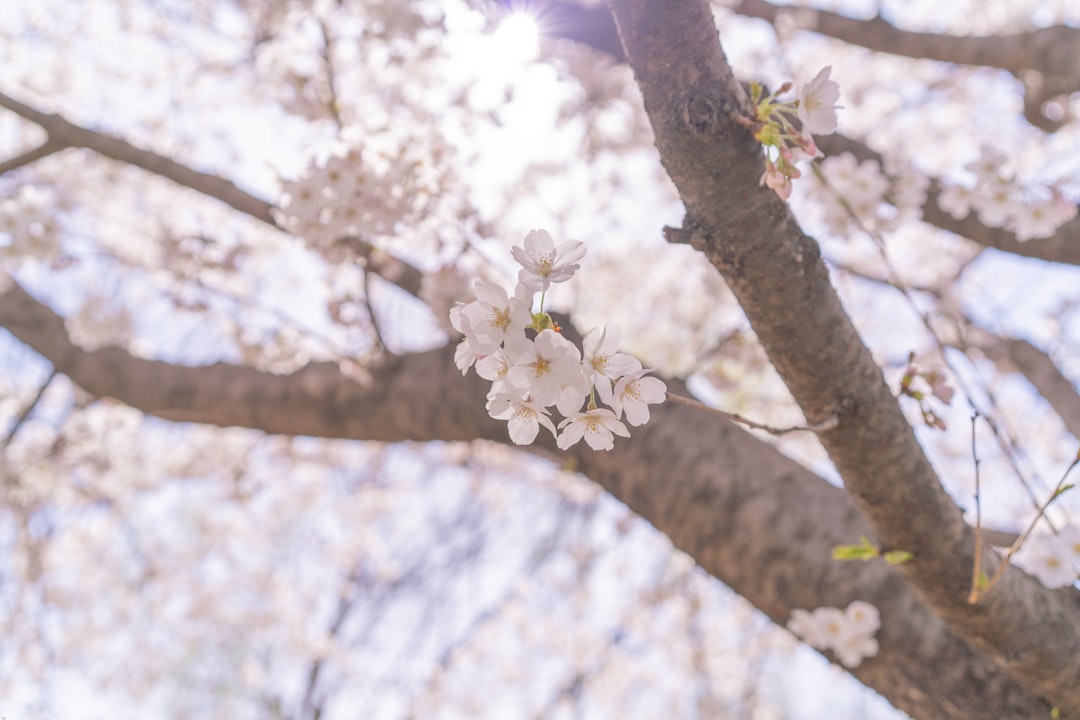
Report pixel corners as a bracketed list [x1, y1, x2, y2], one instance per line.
[607, 0, 1080, 714]
[0, 277, 1057, 719]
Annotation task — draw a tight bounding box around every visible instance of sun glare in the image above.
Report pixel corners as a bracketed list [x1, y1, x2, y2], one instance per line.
[493, 11, 540, 62]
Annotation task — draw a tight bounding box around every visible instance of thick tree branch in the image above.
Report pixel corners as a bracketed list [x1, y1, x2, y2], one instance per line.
[0, 279, 1052, 719]
[513, 0, 1080, 131]
[730, 0, 1080, 131]
[500, 3, 1080, 267]
[608, 0, 1080, 714]
[0, 90, 278, 224]
[0, 89, 424, 297]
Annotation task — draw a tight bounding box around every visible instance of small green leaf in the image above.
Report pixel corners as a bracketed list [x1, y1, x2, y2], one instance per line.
[832, 536, 880, 561]
[883, 550, 913, 565]
[1053, 483, 1074, 499]
[1050, 706, 1060, 720]
[976, 570, 990, 591]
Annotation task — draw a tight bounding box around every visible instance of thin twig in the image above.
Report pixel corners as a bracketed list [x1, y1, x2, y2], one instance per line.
[666, 392, 838, 435]
[0, 139, 67, 176]
[3, 370, 57, 448]
[317, 19, 345, 131]
[971, 452, 1080, 603]
[968, 412, 984, 603]
[361, 269, 388, 353]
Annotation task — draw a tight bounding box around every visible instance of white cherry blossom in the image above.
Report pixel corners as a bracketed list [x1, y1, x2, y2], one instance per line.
[582, 325, 642, 404]
[461, 280, 532, 346]
[797, 66, 840, 136]
[487, 393, 557, 445]
[450, 307, 498, 374]
[786, 601, 881, 669]
[557, 408, 630, 451]
[511, 229, 586, 292]
[937, 183, 976, 220]
[506, 330, 586, 407]
[1016, 532, 1079, 589]
[611, 369, 668, 426]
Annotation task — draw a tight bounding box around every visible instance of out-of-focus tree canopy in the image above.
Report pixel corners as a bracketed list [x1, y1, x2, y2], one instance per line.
[2, 1, 1080, 718]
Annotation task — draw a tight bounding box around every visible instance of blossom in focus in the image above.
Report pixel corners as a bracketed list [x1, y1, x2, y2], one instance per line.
[611, 369, 668, 426]
[487, 393, 558, 445]
[511, 229, 586, 292]
[557, 408, 631, 451]
[461, 280, 532, 346]
[797, 65, 840, 135]
[582, 325, 642, 404]
[505, 330, 586, 407]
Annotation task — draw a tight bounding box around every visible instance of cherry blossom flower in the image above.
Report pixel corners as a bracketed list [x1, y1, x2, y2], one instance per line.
[834, 626, 880, 669]
[797, 66, 840, 135]
[1009, 195, 1076, 242]
[461, 280, 532, 346]
[786, 601, 880, 668]
[505, 330, 586, 407]
[557, 408, 630, 451]
[611, 369, 667, 426]
[973, 177, 1021, 227]
[844, 600, 880, 636]
[476, 347, 518, 398]
[787, 608, 830, 649]
[555, 381, 589, 417]
[511, 229, 586, 292]
[937, 184, 976, 220]
[761, 157, 793, 200]
[450, 307, 498, 374]
[582, 325, 642, 404]
[1016, 532, 1079, 589]
[487, 393, 557, 445]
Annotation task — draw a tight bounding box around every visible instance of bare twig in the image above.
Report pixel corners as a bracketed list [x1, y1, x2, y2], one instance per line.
[665, 392, 838, 435]
[968, 413, 985, 604]
[971, 452, 1080, 603]
[2, 369, 57, 447]
[0, 139, 67, 176]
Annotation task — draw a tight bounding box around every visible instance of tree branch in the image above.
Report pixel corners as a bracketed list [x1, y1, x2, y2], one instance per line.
[969, 329, 1080, 440]
[495, 3, 1080, 267]
[730, 0, 1080, 131]
[0, 90, 425, 297]
[0, 278, 1055, 719]
[608, 0, 1080, 714]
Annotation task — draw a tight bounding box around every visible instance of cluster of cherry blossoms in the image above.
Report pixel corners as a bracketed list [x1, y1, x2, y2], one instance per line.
[815, 151, 930, 236]
[451, 230, 666, 451]
[1015, 523, 1080, 589]
[787, 600, 881, 668]
[937, 145, 1077, 241]
[750, 66, 841, 200]
[273, 133, 444, 261]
